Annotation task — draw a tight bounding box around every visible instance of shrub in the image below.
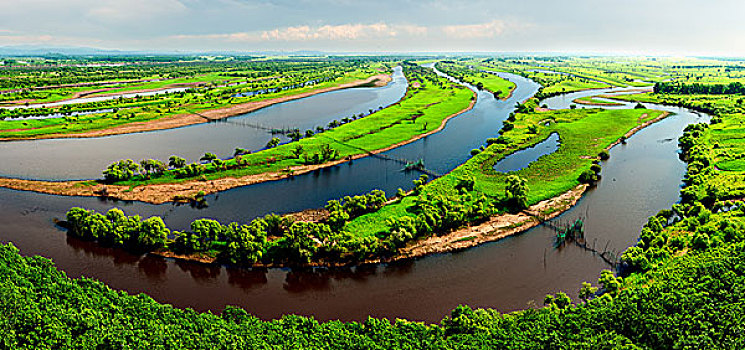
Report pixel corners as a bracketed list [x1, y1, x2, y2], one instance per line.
[578, 169, 599, 184]
[598, 150, 610, 160]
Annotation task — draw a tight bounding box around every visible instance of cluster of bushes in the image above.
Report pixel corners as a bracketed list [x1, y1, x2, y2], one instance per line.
[677, 122, 725, 206]
[382, 190, 494, 251]
[514, 98, 539, 113]
[654, 81, 745, 95]
[101, 147, 304, 182]
[66, 207, 170, 251]
[103, 156, 214, 182]
[299, 144, 340, 165]
[65, 189, 395, 265]
[325, 190, 387, 230]
[102, 159, 143, 182]
[373, 174, 513, 252]
[579, 160, 604, 184]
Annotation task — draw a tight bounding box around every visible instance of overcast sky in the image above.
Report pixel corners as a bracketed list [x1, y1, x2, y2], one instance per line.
[0, 0, 743, 56]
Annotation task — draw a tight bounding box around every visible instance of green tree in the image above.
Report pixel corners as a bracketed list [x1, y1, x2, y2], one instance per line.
[505, 175, 529, 211]
[277, 222, 329, 263]
[138, 217, 169, 249]
[578, 169, 599, 184]
[106, 208, 141, 246]
[200, 152, 217, 163]
[191, 219, 225, 244]
[233, 148, 250, 157]
[291, 145, 305, 158]
[579, 282, 598, 303]
[266, 137, 281, 149]
[103, 159, 139, 182]
[599, 269, 621, 296]
[225, 221, 267, 264]
[553, 292, 571, 309]
[140, 159, 166, 177]
[168, 155, 186, 169]
[598, 150, 610, 160]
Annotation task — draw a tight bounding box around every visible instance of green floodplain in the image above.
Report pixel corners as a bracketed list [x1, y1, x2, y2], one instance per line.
[2, 55, 745, 348]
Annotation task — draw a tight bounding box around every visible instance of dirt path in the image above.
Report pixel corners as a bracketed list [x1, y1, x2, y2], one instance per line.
[0, 74, 391, 141]
[0, 87, 475, 204]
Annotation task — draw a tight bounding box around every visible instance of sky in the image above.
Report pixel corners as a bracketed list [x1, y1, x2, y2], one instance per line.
[1, 0, 744, 56]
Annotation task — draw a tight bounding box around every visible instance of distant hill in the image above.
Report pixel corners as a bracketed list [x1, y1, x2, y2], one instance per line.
[0, 45, 135, 56]
[0, 45, 334, 58]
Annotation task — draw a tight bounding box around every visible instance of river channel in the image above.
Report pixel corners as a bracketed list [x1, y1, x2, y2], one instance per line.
[0, 66, 707, 323]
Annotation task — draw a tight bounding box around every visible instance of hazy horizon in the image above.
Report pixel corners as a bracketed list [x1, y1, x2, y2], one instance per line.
[2, 0, 744, 57]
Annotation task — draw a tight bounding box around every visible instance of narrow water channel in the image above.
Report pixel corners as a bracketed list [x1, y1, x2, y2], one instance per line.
[0, 68, 707, 323]
[493, 132, 560, 173]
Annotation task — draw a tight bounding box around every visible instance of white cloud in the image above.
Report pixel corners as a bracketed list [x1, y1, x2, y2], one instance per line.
[172, 32, 261, 42]
[171, 20, 519, 45]
[261, 23, 400, 41]
[172, 23, 427, 43]
[0, 34, 55, 43]
[399, 24, 428, 36]
[441, 20, 509, 39]
[85, 0, 187, 23]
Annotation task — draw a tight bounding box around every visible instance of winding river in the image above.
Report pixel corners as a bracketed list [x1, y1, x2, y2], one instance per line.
[0, 65, 707, 323]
